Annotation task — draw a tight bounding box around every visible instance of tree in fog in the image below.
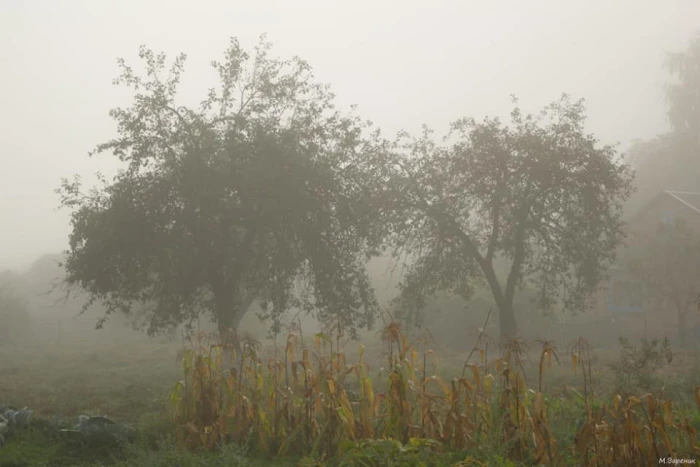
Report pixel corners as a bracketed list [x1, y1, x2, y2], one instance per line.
[57, 37, 384, 348]
[666, 32, 700, 145]
[623, 136, 680, 214]
[627, 32, 700, 215]
[625, 220, 700, 347]
[372, 96, 633, 338]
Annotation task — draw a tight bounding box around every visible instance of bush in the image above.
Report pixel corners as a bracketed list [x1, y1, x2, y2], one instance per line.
[608, 336, 673, 394]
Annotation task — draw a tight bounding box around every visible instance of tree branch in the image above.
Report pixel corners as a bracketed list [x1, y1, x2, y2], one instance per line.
[504, 202, 531, 303]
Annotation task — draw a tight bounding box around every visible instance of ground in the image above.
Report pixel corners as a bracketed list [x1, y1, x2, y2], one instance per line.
[1, 328, 699, 465]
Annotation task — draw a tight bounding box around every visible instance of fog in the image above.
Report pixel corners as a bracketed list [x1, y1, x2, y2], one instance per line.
[2, 0, 699, 270]
[1, 3, 700, 463]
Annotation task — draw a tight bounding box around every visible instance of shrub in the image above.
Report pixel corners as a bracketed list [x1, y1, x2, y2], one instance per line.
[609, 337, 673, 394]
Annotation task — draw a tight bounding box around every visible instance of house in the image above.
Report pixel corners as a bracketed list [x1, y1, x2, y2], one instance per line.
[587, 190, 700, 338]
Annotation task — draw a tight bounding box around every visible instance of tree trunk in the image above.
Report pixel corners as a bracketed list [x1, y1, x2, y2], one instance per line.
[216, 303, 243, 354]
[477, 261, 519, 339]
[213, 288, 257, 362]
[498, 299, 518, 340]
[479, 276, 519, 340]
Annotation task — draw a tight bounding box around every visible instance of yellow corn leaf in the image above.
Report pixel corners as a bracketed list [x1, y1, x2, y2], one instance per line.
[662, 400, 673, 425]
[374, 393, 385, 416]
[653, 420, 674, 454]
[484, 373, 494, 393]
[515, 372, 526, 395]
[627, 396, 641, 406]
[533, 392, 544, 418]
[459, 377, 474, 393]
[613, 394, 622, 413]
[363, 377, 374, 405]
[291, 361, 299, 386]
[185, 422, 198, 434]
[431, 375, 450, 396]
[646, 394, 656, 417]
[471, 365, 481, 390]
[287, 344, 295, 365]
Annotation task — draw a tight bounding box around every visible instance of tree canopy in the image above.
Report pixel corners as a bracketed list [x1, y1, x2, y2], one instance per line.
[666, 32, 700, 142]
[623, 32, 700, 217]
[57, 37, 384, 344]
[372, 96, 633, 338]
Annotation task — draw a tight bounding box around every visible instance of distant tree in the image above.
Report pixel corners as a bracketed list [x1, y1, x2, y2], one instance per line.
[56, 37, 383, 349]
[665, 32, 700, 314]
[625, 220, 700, 347]
[623, 136, 681, 215]
[666, 32, 700, 144]
[622, 32, 700, 218]
[372, 96, 633, 338]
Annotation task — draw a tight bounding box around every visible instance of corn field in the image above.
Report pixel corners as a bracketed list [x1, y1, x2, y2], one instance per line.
[169, 322, 700, 466]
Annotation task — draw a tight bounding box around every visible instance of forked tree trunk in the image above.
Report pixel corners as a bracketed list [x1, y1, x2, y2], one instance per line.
[499, 301, 518, 340]
[216, 310, 243, 354]
[214, 289, 257, 366]
[478, 261, 519, 340]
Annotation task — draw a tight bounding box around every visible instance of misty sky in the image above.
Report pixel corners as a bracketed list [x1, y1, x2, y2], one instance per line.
[1, 0, 699, 271]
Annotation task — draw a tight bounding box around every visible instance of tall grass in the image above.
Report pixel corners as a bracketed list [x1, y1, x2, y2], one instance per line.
[170, 322, 700, 465]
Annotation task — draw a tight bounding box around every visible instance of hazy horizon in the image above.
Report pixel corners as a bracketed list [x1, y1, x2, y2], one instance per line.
[2, 0, 699, 271]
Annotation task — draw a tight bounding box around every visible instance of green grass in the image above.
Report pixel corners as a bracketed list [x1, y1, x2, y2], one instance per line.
[0, 335, 299, 466]
[0, 425, 297, 466]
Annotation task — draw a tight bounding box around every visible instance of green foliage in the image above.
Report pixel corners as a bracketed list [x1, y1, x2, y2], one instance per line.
[372, 95, 633, 337]
[625, 32, 700, 218]
[56, 36, 384, 341]
[609, 337, 673, 394]
[336, 439, 450, 466]
[666, 32, 700, 139]
[0, 417, 291, 467]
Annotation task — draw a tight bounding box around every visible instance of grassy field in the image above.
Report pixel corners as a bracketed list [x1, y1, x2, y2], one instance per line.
[1, 325, 700, 466]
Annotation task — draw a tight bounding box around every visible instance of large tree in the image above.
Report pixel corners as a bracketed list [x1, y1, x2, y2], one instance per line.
[373, 96, 633, 338]
[57, 37, 383, 347]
